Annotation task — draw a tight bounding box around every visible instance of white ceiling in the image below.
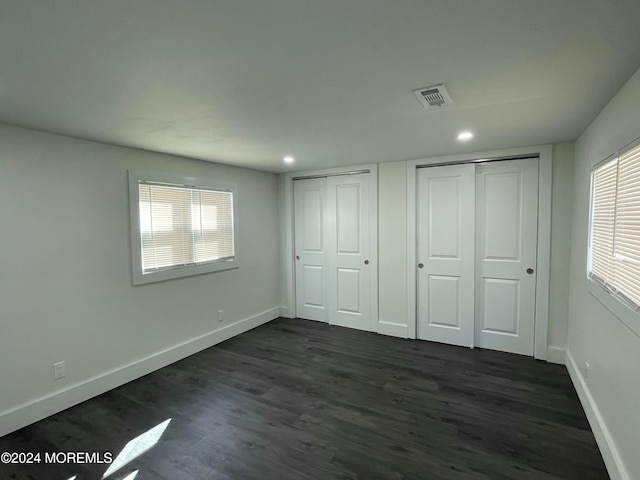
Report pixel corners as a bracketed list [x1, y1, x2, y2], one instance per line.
[2, 1, 640, 173]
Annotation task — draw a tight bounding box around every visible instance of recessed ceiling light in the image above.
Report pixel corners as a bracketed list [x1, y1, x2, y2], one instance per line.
[457, 131, 474, 141]
[283, 156, 295, 164]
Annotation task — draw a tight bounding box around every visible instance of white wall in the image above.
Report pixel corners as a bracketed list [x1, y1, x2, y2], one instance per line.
[0, 125, 281, 435]
[377, 161, 408, 336]
[567, 67, 640, 479]
[549, 143, 575, 350]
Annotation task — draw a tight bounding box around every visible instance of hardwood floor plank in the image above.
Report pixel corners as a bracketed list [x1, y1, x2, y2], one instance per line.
[0, 318, 608, 479]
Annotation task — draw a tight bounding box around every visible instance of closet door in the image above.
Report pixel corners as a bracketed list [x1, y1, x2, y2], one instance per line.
[294, 178, 328, 322]
[475, 158, 539, 355]
[294, 173, 373, 330]
[416, 164, 475, 347]
[326, 174, 371, 331]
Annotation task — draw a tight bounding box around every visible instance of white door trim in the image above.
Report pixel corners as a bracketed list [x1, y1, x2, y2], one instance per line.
[406, 145, 552, 360]
[282, 164, 379, 330]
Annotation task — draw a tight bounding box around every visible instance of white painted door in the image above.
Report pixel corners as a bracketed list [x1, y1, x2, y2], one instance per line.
[294, 173, 373, 330]
[416, 164, 476, 347]
[475, 158, 539, 355]
[294, 178, 328, 322]
[326, 174, 371, 331]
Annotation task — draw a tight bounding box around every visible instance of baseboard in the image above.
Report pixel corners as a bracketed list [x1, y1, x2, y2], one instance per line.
[546, 346, 566, 364]
[377, 321, 408, 338]
[0, 306, 280, 438]
[566, 350, 630, 480]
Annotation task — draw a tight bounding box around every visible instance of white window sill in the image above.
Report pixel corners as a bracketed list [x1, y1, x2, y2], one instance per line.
[133, 259, 238, 285]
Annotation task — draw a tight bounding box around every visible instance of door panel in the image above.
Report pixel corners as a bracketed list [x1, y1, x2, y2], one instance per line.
[429, 179, 462, 258]
[302, 265, 325, 308]
[482, 278, 519, 334]
[336, 184, 360, 254]
[327, 174, 371, 330]
[294, 178, 328, 322]
[301, 188, 324, 251]
[337, 268, 361, 314]
[482, 174, 521, 260]
[476, 158, 538, 355]
[417, 164, 475, 347]
[428, 275, 460, 328]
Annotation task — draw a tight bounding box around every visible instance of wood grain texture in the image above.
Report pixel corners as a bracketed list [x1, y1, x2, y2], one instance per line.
[0, 318, 607, 479]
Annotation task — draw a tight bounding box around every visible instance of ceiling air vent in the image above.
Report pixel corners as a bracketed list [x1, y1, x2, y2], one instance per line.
[412, 84, 452, 109]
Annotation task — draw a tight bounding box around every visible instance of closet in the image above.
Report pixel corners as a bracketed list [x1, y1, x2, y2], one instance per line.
[293, 172, 374, 331]
[416, 157, 539, 355]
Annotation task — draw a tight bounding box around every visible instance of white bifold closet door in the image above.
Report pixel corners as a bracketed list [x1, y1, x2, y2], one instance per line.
[416, 164, 476, 347]
[475, 159, 538, 355]
[417, 157, 539, 356]
[294, 174, 371, 331]
[294, 178, 328, 322]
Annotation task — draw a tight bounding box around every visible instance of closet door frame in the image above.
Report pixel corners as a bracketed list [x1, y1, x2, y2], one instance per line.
[282, 164, 379, 331]
[406, 145, 552, 360]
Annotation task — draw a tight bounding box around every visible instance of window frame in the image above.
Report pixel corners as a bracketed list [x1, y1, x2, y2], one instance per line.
[128, 169, 239, 285]
[587, 138, 640, 338]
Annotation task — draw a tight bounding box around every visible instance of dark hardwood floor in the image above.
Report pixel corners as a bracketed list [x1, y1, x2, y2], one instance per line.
[0, 318, 607, 480]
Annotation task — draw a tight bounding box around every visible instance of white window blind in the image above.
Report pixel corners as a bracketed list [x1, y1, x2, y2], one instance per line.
[589, 158, 618, 285]
[589, 142, 640, 308]
[138, 182, 235, 273]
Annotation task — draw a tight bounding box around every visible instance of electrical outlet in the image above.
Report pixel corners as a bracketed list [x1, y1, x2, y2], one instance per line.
[53, 361, 65, 380]
[584, 362, 590, 383]
[218, 310, 224, 322]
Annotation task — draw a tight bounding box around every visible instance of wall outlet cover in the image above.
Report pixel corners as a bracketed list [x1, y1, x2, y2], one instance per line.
[53, 361, 66, 380]
[584, 362, 590, 382]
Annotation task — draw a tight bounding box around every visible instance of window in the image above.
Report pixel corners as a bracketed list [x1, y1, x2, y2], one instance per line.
[588, 141, 640, 310]
[129, 170, 238, 285]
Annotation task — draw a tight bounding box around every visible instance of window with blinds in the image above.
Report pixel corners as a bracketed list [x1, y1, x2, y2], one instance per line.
[589, 142, 640, 309]
[129, 171, 238, 285]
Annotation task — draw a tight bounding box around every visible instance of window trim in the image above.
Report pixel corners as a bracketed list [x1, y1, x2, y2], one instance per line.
[587, 138, 640, 338]
[128, 169, 239, 285]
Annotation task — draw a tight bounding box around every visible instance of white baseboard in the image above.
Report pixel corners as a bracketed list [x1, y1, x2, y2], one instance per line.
[546, 346, 566, 364]
[377, 321, 408, 338]
[566, 350, 630, 480]
[0, 306, 280, 438]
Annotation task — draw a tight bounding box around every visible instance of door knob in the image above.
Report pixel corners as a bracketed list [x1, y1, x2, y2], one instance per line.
[526, 268, 534, 274]
[364, 259, 369, 265]
[296, 255, 300, 260]
[418, 263, 424, 269]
